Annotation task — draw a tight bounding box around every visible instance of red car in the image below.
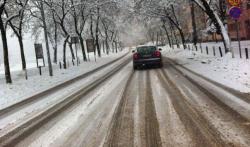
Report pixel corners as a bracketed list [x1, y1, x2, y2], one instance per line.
[132, 45, 163, 70]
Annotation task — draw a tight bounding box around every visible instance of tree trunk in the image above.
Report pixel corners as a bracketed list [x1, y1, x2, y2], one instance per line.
[102, 41, 105, 53]
[96, 37, 100, 57]
[68, 42, 75, 60]
[40, 2, 53, 76]
[162, 24, 172, 47]
[63, 36, 69, 69]
[191, 2, 198, 45]
[169, 30, 174, 46]
[106, 39, 109, 55]
[214, 12, 232, 54]
[105, 30, 109, 55]
[0, 17, 12, 83]
[90, 15, 96, 55]
[53, 17, 58, 63]
[177, 27, 186, 48]
[95, 7, 101, 57]
[79, 37, 87, 61]
[170, 24, 178, 46]
[53, 45, 57, 64]
[112, 42, 114, 53]
[115, 41, 118, 53]
[17, 35, 26, 70]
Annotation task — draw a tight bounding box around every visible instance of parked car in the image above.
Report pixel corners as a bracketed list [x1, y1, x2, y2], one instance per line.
[132, 45, 162, 70]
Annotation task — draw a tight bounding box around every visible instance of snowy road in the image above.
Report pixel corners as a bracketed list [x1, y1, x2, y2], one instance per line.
[1, 57, 250, 147]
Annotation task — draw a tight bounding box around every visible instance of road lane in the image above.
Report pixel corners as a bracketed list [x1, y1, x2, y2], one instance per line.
[7, 58, 250, 147]
[150, 69, 193, 147]
[15, 63, 133, 147]
[104, 70, 162, 147]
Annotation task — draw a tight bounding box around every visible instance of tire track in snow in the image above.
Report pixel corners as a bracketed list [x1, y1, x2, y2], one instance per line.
[144, 70, 162, 147]
[104, 71, 136, 147]
[163, 58, 250, 121]
[158, 68, 226, 147]
[104, 70, 162, 147]
[162, 62, 250, 146]
[150, 70, 193, 147]
[133, 89, 141, 147]
[164, 57, 250, 103]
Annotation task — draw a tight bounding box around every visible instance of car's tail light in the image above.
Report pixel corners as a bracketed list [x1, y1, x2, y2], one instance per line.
[133, 53, 139, 60]
[153, 51, 161, 57]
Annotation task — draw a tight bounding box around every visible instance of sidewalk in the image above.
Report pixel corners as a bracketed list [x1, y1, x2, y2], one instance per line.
[0, 49, 128, 109]
[162, 45, 250, 93]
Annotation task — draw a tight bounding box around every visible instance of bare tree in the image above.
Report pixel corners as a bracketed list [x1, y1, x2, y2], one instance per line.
[46, 1, 60, 64]
[161, 18, 172, 47]
[164, 5, 186, 48]
[46, 0, 74, 69]
[0, 0, 12, 83]
[29, 0, 54, 76]
[69, 0, 88, 61]
[190, 1, 198, 46]
[101, 18, 111, 54]
[192, 0, 233, 55]
[5, 0, 29, 71]
[134, 0, 187, 48]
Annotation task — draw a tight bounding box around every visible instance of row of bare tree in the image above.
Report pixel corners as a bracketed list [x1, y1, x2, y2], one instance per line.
[134, 0, 232, 55]
[0, 0, 122, 83]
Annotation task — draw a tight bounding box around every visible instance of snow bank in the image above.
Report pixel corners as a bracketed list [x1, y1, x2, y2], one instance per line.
[0, 48, 128, 109]
[162, 46, 250, 93]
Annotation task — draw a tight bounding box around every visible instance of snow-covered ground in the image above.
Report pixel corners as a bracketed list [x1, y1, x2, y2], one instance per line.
[162, 45, 250, 93]
[0, 48, 128, 109]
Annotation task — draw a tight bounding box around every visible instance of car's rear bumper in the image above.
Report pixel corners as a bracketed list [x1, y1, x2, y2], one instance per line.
[133, 58, 162, 66]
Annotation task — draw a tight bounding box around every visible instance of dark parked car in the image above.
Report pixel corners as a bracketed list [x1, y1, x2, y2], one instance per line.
[132, 45, 162, 70]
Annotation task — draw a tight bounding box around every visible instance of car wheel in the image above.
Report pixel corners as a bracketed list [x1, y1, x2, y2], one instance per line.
[133, 65, 137, 70]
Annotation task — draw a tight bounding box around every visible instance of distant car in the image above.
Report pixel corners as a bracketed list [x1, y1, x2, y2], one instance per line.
[132, 45, 163, 70]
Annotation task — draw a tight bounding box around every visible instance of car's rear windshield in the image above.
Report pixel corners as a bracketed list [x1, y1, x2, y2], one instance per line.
[136, 46, 156, 54]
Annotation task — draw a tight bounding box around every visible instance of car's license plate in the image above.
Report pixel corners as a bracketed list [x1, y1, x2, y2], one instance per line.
[143, 55, 151, 58]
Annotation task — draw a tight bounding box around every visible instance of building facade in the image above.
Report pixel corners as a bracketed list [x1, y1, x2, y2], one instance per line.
[181, 1, 207, 42]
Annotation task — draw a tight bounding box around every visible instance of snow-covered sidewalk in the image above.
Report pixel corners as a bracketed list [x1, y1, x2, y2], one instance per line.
[162, 46, 250, 93]
[0, 49, 128, 109]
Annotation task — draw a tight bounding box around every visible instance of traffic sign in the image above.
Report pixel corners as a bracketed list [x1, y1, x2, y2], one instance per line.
[34, 43, 45, 69]
[227, 0, 241, 6]
[34, 44, 44, 59]
[229, 6, 241, 20]
[86, 39, 95, 53]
